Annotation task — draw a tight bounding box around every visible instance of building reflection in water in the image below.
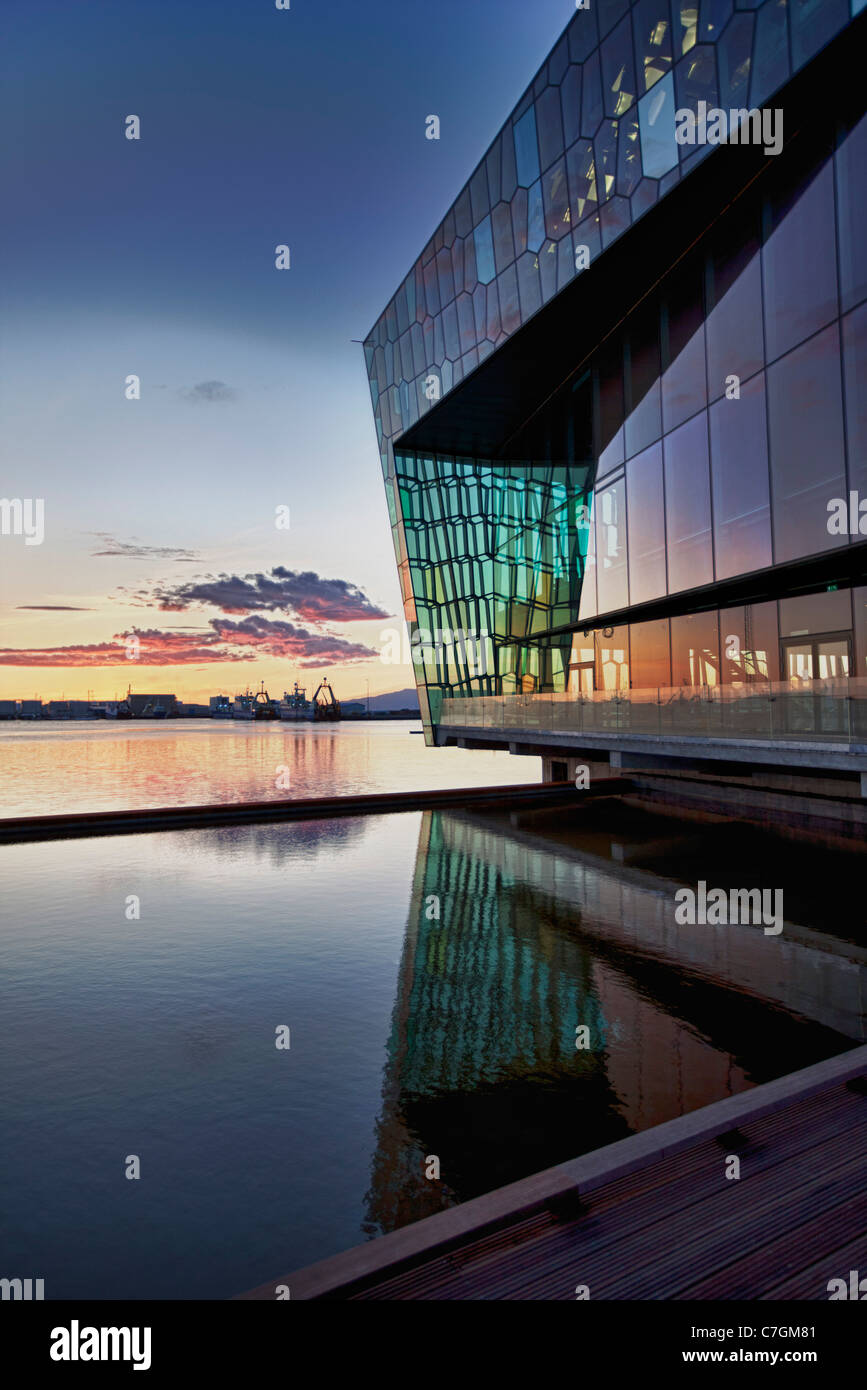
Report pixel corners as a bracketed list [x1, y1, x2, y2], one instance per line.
[363, 806, 864, 1239]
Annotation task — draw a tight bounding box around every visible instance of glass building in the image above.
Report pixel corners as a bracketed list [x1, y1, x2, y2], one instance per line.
[364, 0, 867, 771]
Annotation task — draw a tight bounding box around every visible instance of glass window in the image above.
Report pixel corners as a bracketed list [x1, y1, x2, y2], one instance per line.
[597, 339, 625, 475]
[749, 0, 789, 108]
[516, 251, 542, 320]
[663, 260, 706, 431]
[842, 304, 867, 498]
[632, 0, 673, 92]
[497, 264, 521, 335]
[596, 624, 630, 690]
[543, 159, 570, 239]
[767, 325, 847, 563]
[567, 139, 598, 222]
[536, 86, 564, 172]
[578, 499, 599, 621]
[474, 216, 496, 286]
[672, 0, 698, 54]
[664, 413, 714, 593]
[707, 218, 764, 399]
[601, 17, 637, 118]
[780, 588, 853, 636]
[671, 611, 720, 686]
[836, 112, 867, 315]
[627, 442, 666, 602]
[561, 66, 582, 147]
[854, 587, 867, 678]
[719, 603, 780, 682]
[514, 108, 541, 186]
[469, 165, 490, 227]
[491, 201, 515, 273]
[595, 475, 629, 612]
[625, 301, 662, 457]
[629, 617, 671, 687]
[528, 181, 546, 252]
[709, 373, 773, 580]
[581, 52, 604, 137]
[718, 13, 753, 107]
[763, 159, 838, 362]
[790, 0, 848, 68]
[638, 72, 677, 178]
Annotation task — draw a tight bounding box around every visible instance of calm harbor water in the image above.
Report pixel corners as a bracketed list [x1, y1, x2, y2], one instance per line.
[0, 719, 539, 817]
[1, 796, 863, 1299]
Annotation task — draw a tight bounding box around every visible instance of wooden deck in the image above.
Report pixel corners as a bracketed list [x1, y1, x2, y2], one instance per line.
[240, 1045, 867, 1300]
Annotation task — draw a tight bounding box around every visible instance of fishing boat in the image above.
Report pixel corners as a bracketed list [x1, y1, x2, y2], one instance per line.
[253, 682, 280, 720]
[233, 690, 256, 720]
[279, 682, 311, 721]
[311, 677, 341, 722]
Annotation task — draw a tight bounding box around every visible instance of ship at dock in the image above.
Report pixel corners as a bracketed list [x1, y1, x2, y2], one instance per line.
[279, 682, 311, 721]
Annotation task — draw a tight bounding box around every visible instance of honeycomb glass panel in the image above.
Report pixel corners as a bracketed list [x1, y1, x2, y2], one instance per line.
[638, 71, 677, 177]
[632, 0, 673, 91]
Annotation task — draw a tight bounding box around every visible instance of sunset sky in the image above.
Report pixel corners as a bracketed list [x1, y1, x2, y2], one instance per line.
[0, 0, 568, 702]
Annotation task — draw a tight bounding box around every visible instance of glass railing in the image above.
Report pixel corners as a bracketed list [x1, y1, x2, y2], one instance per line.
[440, 678, 867, 744]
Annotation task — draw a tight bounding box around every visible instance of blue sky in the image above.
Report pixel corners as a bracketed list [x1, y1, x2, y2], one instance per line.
[0, 0, 571, 700]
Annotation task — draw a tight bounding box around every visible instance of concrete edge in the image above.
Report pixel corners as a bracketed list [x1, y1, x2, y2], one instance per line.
[236, 1043, 867, 1301]
[437, 724, 867, 770]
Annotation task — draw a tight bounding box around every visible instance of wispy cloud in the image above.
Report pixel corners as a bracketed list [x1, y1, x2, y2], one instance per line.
[16, 605, 93, 611]
[0, 620, 377, 667]
[91, 533, 199, 561]
[182, 380, 238, 403]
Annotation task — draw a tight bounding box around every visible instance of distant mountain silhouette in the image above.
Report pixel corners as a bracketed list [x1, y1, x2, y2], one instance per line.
[345, 686, 420, 712]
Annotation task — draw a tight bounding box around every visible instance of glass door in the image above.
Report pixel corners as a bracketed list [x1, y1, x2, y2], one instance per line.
[781, 632, 852, 735]
[568, 661, 595, 695]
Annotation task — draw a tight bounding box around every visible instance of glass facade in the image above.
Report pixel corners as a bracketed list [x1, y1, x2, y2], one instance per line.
[366, 1, 866, 737]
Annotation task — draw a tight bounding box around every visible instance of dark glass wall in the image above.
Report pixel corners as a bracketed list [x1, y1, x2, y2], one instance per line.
[576, 108, 867, 623]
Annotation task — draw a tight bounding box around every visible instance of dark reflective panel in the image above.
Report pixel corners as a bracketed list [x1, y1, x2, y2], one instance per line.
[750, 0, 790, 107]
[767, 324, 847, 563]
[543, 158, 570, 238]
[718, 12, 754, 107]
[709, 373, 773, 580]
[536, 85, 565, 172]
[842, 304, 867, 497]
[514, 106, 541, 186]
[602, 16, 637, 118]
[629, 616, 672, 686]
[662, 259, 707, 432]
[671, 609, 720, 685]
[491, 201, 515, 274]
[632, 0, 673, 91]
[836, 111, 867, 315]
[561, 65, 582, 146]
[707, 219, 764, 399]
[597, 338, 626, 475]
[627, 443, 667, 603]
[790, 0, 848, 67]
[625, 300, 662, 458]
[567, 138, 598, 222]
[664, 412, 714, 593]
[763, 159, 838, 362]
[595, 474, 629, 612]
[582, 50, 604, 136]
